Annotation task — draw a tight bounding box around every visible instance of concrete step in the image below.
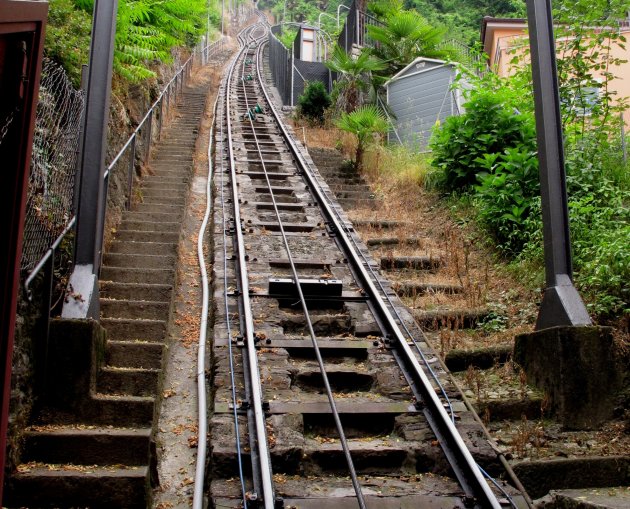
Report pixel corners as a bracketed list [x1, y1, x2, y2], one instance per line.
[119, 219, 180, 232]
[22, 427, 151, 466]
[108, 240, 178, 256]
[6, 465, 149, 508]
[155, 141, 195, 149]
[144, 175, 190, 185]
[140, 180, 188, 192]
[352, 219, 408, 229]
[100, 299, 170, 320]
[41, 394, 155, 427]
[392, 281, 463, 297]
[122, 210, 182, 223]
[328, 182, 372, 191]
[102, 253, 177, 269]
[139, 188, 186, 200]
[132, 202, 184, 213]
[100, 266, 175, 285]
[337, 198, 380, 210]
[412, 308, 491, 330]
[106, 340, 164, 370]
[380, 255, 442, 271]
[98, 367, 160, 397]
[366, 237, 423, 248]
[100, 281, 172, 302]
[325, 177, 366, 185]
[113, 230, 180, 244]
[101, 318, 167, 342]
[332, 189, 376, 199]
[152, 147, 193, 156]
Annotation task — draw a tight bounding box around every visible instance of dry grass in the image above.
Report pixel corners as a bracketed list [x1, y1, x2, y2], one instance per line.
[298, 123, 538, 356]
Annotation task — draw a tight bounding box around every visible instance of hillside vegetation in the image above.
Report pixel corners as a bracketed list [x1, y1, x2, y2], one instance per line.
[284, 0, 629, 326]
[408, 0, 525, 44]
[46, 0, 221, 85]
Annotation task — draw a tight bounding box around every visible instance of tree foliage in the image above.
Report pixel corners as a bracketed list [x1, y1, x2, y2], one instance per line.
[429, 0, 630, 318]
[46, 0, 220, 84]
[368, 9, 458, 76]
[405, 0, 526, 44]
[325, 44, 386, 112]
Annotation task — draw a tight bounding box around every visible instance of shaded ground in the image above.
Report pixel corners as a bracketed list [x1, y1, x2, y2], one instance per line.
[151, 40, 236, 509]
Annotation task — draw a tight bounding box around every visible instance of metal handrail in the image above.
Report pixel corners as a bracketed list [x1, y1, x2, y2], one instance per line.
[24, 37, 226, 295]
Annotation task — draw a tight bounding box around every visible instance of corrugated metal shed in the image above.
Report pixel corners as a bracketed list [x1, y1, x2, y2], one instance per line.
[385, 57, 463, 150]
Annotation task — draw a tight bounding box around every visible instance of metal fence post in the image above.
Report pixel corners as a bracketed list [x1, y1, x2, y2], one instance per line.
[72, 64, 89, 217]
[145, 109, 153, 161]
[158, 98, 164, 141]
[126, 135, 136, 210]
[63, 0, 118, 319]
[526, 0, 591, 329]
[291, 49, 295, 107]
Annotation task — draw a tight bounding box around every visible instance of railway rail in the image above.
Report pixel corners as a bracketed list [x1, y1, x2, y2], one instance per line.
[203, 16, 528, 509]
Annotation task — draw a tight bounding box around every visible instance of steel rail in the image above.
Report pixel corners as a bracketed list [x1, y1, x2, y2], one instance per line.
[224, 21, 276, 509]
[255, 38, 502, 509]
[240, 31, 368, 509]
[193, 25, 254, 509]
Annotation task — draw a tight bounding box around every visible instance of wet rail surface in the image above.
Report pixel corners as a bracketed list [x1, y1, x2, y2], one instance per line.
[207, 17, 526, 509]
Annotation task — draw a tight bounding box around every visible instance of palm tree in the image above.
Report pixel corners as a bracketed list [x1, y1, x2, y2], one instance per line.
[367, 10, 458, 76]
[325, 44, 386, 112]
[336, 104, 389, 171]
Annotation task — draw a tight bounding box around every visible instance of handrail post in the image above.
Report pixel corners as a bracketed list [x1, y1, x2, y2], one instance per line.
[145, 109, 153, 161]
[126, 135, 136, 210]
[157, 97, 164, 141]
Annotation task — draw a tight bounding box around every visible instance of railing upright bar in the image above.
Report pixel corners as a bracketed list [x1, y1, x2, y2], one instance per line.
[126, 135, 137, 210]
[145, 110, 153, 161]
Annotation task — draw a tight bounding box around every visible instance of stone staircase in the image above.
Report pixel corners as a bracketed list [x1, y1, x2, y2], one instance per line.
[5, 80, 211, 508]
[309, 147, 381, 210]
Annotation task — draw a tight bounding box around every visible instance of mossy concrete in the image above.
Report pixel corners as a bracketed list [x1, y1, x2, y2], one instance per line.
[45, 318, 106, 411]
[514, 326, 621, 430]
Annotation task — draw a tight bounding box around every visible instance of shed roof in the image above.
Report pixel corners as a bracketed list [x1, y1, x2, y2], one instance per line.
[384, 57, 453, 88]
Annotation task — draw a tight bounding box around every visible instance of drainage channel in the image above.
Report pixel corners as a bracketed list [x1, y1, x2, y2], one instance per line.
[205, 14, 527, 509]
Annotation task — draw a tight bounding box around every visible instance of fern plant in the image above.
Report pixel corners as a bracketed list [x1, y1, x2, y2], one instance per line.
[54, 0, 217, 83]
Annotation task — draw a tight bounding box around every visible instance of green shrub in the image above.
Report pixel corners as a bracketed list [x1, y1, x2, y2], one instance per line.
[429, 88, 537, 192]
[297, 81, 331, 124]
[474, 146, 540, 254]
[47, 0, 218, 84]
[46, 0, 92, 86]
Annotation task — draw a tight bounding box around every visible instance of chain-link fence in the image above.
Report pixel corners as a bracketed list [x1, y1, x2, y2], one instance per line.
[21, 58, 84, 274]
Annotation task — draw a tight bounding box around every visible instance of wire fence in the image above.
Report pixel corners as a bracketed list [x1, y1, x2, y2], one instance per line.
[21, 58, 85, 274]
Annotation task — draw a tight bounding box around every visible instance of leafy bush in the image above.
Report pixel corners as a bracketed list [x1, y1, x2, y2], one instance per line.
[46, 0, 92, 86]
[429, 85, 537, 192]
[429, 27, 629, 318]
[474, 147, 540, 254]
[47, 0, 218, 84]
[297, 81, 331, 124]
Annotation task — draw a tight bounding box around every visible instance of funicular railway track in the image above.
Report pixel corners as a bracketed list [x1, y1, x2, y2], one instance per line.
[205, 16, 527, 509]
